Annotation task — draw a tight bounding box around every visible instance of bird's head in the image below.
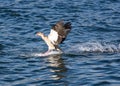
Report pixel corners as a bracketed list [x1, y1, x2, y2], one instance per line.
[36, 32, 44, 37]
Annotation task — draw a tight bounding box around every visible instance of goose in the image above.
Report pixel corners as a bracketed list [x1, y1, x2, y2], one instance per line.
[36, 20, 71, 56]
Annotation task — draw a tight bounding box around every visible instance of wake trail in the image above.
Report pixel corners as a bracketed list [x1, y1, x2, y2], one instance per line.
[66, 41, 120, 54]
[22, 41, 120, 57]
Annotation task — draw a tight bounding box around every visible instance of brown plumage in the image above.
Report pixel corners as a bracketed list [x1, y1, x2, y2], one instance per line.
[37, 20, 71, 52]
[50, 20, 71, 45]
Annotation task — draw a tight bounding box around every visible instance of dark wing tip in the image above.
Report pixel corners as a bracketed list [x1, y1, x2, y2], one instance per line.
[60, 22, 71, 44]
[50, 20, 72, 44]
[51, 20, 64, 30]
[64, 22, 71, 30]
[52, 20, 71, 30]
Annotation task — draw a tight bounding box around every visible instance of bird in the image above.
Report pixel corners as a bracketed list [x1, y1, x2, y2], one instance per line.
[36, 20, 71, 56]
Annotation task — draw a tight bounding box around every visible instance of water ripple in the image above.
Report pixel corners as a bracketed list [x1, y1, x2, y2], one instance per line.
[0, 0, 120, 86]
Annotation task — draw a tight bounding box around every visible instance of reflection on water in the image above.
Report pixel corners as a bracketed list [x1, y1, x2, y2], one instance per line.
[1, 0, 120, 85]
[47, 55, 67, 80]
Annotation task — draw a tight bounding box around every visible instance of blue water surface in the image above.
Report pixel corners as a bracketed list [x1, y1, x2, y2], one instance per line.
[0, 0, 120, 86]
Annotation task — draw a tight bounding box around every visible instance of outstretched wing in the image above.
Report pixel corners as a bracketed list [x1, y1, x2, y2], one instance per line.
[48, 20, 71, 45]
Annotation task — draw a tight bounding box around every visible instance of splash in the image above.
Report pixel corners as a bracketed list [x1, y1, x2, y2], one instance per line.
[21, 42, 120, 57]
[66, 41, 120, 53]
[32, 50, 63, 57]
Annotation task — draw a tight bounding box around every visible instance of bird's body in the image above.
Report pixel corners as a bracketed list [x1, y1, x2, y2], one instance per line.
[36, 20, 71, 56]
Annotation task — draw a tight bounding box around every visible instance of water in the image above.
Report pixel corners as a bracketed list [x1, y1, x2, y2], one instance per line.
[0, 0, 120, 86]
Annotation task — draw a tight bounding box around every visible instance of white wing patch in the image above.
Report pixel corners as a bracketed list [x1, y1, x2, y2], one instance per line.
[48, 29, 58, 44]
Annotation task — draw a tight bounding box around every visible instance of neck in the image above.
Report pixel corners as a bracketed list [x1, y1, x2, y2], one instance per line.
[37, 32, 62, 51]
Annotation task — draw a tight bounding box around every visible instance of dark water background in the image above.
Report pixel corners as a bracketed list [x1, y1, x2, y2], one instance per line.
[0, 0, 120, 86]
